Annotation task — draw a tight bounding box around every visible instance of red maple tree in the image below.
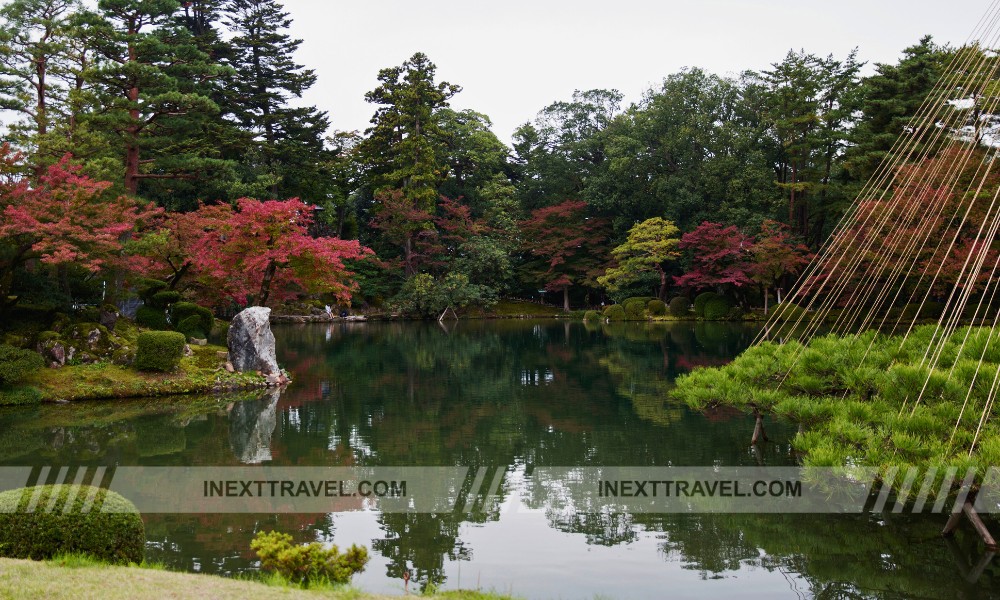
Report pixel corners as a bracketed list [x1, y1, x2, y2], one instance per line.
[519, 200, 608, 311]
[0, 148, 160, 310]
[673, 221, 754, 295]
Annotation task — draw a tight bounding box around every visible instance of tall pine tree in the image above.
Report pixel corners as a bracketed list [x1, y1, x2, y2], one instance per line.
[220, 0, 330, 200]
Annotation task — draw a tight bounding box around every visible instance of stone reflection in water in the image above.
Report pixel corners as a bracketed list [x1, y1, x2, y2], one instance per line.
[228, 387, 280, 464]
[2, 321, 998, 598]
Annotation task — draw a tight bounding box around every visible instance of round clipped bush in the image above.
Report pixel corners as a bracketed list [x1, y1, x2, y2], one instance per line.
[668, 296, 690, 317]
[0, 344, 44, 386]
[170, 302, 214, 337]
[703, 296, 733, 320]
[693, 292, 720, 318]
[176, 315, 206, 340]
[584, 310, 601, 322]
[647, 299, 667, 316]
[774, 301, 806, 322]
[603, 304, 626, 321]
[0, 484, 144, 564]
[621, 297, 653, 320]
[135, 331, 186, 372]
[135, 306, 168, 330]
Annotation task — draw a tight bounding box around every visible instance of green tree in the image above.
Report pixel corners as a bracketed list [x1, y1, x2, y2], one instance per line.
[587, 70, 781, 235]
[757, 49, 861, 244]
[436, 108, 510, 217]
[512, 88, 622, 212]
[358, 52, 461, 212]
[598, 217, 680, 300]
[846, 37, 953, 189]
[220, 0, 330, 200]
[86, 0, 232, 201]
[0, 0, 81, 174]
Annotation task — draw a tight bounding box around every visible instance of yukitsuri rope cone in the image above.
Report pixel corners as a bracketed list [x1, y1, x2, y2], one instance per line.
[676, 0, 1000, 548]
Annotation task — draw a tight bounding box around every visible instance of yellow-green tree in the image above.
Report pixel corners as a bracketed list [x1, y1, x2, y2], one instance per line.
[598, 217, 680, 300]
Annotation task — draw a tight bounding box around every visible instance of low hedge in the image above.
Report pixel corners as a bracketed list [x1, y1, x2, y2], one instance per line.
[693, 292, 720, 318]
[583, 310, 602, 322]
[668, 296, 690, 317]
[0, 484, 144, 564]
[0, 344, 44, 386]
[134, 331, 186, 372]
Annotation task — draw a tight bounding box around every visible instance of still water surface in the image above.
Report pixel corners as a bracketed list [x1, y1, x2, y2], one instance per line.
[0, 320, 996, 598]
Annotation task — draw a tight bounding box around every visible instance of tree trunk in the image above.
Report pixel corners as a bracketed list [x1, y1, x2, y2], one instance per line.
[751, 409, 768, 445]
[563, 287, 570, 312]
[257, 260, 277, 306]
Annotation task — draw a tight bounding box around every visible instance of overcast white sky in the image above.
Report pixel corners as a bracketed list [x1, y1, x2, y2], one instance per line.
[282, 0, 988, 145]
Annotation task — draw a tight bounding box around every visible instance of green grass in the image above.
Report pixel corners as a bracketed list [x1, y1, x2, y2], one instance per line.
[0, 556, 522, 600]
[0, 344, 266, 404]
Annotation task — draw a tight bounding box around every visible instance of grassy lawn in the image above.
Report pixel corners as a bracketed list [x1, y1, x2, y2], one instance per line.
[1, 344, 266, 405]
[0, 557, 519, 600]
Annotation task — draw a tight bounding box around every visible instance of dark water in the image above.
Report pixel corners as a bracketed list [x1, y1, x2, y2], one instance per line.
[0, 320, 997, 598]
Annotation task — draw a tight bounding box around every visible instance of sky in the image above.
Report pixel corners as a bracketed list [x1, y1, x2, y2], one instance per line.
[279, 0, 997, 146]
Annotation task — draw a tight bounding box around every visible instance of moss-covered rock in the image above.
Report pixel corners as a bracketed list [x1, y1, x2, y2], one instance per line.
[0, 484, 144, 564]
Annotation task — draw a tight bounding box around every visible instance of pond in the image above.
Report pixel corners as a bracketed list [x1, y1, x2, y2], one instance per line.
[0, 320, 996, 598]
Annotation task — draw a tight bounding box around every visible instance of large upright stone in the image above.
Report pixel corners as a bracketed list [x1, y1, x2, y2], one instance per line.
[227, 307, 280, 375]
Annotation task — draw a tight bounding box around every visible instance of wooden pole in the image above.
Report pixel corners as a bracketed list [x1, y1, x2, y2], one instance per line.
[963, 501, 999, 550]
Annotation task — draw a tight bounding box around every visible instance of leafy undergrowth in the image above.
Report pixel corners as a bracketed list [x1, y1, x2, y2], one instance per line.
[672, 325, 1000, 493]
[1, 344, 266, 404]
[0, 556, 521, 600]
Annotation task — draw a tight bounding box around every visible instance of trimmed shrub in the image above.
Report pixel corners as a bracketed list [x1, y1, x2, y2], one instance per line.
[150, 290, 180, 308]
[583, 310, 601, 322]
[693, 292, 720, 317]
[603, 304, 626, 321]
[170, 302, 214, 337]
[135, 306, 168, 330]
[0, 484, 144, 564]
[621, 297, 653, 320]
[774, 301, 806, 322]
[0, 385, 42, 406]
[668, 296, 690, 317]
[176, 315, 206, 340]
[136, 278, 167, 302]
[251, 530, 368, 586]
[0, 344, 44, 386]
[647, 299, 667, 316]
[134, 331, 186, 372]
[703, 296, 733, 320]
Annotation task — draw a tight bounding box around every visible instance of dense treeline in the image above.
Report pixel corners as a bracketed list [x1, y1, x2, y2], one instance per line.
[0, 0, 980, 315]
